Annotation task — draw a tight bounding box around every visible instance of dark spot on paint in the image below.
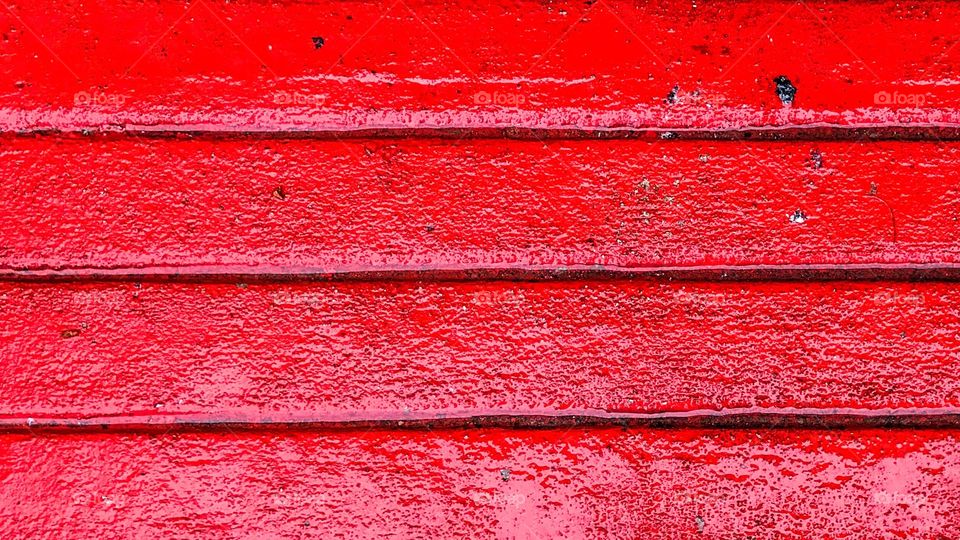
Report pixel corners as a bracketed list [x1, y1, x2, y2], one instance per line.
[692, 44, 709, 55]
[773, 75, 796, 105]
[809, 149, 823, 169]
[425, 224, 436, 232]
[60, 329, 81, 339]
[666, 85, 679, 104]
[869, 182, 878, 196]
[272, 186, 287, 200]
[789, 209, 807, 224]
[660, 131, 677, 140]
[500, 469, 511, 481]
[312, 36, 325, 49]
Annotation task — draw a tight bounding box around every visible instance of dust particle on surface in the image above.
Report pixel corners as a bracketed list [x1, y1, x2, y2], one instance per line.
[809, 149, 822, 169]
[789, 209, 807, 224]
[666, 84, 679, 104]
[272, 186, 287, 200]
[60, 329, 81, 339]
[773, 75, 797, 105]
[500, 469, 510, 482]
[312, 36, 325, 49]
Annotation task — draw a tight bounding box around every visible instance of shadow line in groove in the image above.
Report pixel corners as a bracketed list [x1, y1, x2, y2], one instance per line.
[6, 410, 960, 435]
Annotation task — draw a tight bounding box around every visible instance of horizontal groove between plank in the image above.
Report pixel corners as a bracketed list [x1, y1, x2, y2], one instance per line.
[9, 126, 960, 140]
[5, 264, 960, 283]
[7, 409, 960, 434]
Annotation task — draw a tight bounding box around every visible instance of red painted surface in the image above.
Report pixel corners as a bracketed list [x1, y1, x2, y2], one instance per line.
[0, 280, 956, 422]
[0, 0, 959, 132]
[2, 137, 959, 276]
[3, 0, 960, 537]
[1, 428, 959, 538]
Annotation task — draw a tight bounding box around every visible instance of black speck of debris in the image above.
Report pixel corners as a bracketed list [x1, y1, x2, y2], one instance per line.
[425, 224, 436, 232]
[810, 149, 822, 169]
[666, 84, 679, 104]
[660, 131, 677, 140]
[272, 186, 287, 200]
[869, 182, 878, 196]
[789, 209, 807, 224]
[500, 469, 510, 482]
[773, 75, 796, 106]
[312, 36, 325, 49]
[695, 516, 705, 534]
[60, 329, 81, 339]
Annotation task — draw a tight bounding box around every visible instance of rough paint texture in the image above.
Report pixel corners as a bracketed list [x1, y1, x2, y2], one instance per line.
[1, 138, 959, 274]
[0, 0, 959, 132]
[1, 429, 959, 539]
[3, 0, 960, 537]
[0, 280, 956, 419]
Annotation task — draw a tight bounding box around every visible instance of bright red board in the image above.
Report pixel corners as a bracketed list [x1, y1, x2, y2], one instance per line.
[1, 429, 959, 539]
[1, 137, 959, 277]
[0, 280, 956, 423]
[0, 0, 960, 132]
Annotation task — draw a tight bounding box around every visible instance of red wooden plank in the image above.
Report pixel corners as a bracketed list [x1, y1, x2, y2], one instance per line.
[1, 428, 958, 538]
[2, 137, 959, 276]
[1, 280, 955, 421]
[0, 0, 959, 132]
